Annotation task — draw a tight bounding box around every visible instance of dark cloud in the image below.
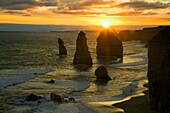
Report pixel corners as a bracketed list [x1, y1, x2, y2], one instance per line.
[0, 0, 58, 10]
[115, 1, 170, 10]
[49, 8, 104, 15]
[107, 11, 142, 16]
[4, 11, 31, 16]
[142, 11, 158, 15]
[58, 0, 115, 10]
[159, 17, 170, 21]
[166, 12, 170, 15]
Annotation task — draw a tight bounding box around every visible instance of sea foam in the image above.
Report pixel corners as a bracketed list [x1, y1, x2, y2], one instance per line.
[0, 68, 53, 90]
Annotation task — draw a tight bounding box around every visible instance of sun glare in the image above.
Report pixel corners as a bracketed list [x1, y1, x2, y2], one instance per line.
[101, 20, 112, 29]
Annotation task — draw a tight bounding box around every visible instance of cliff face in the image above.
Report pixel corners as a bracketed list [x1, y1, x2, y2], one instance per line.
[96, 30, 123, 58]
[118, 26, 164, 42]
[147, 27, 170, 113]
[73, 31, 92, 65]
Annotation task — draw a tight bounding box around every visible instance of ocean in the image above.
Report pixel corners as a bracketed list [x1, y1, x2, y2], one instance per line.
[0, 31, 148, 113]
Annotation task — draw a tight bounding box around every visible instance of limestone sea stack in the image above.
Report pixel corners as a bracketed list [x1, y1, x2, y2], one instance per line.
[147, 27, 170, 113]
[58, 38, 67, 55]
[95, 66, 111, 81]
[73, 31, 92, 65]
[96, 30, 123, 58]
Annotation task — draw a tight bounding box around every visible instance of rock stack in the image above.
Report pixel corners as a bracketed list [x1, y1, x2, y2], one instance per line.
[50, 93, 62, 103]
[96, 30, 123, 58]
[58, 38, 67, 55]
[147, 27, 170, 113]
[73, 31, 92, 65]
[95, 66, 111, 81]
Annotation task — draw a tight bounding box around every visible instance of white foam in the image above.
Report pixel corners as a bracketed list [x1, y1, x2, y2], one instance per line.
[49, 69, 94, 76]
[0, 69, 53, 90]
[110, 59, 148, 67]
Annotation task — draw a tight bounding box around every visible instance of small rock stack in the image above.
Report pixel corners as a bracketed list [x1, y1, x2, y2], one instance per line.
[58, 38, 67, 55]
[95, 66, 111, 81]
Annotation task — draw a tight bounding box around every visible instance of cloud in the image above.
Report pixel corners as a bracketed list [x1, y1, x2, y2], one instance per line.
[166, 12, 170, 15]
[142, 11, 158, 15]
[0, 0, 58, 10]
[68, 0, 115, 10]
[104, 10, 142, 16]
[4, 11, 31, 16]
[115, 1, 170, 10]
[56, 0, 115, 11]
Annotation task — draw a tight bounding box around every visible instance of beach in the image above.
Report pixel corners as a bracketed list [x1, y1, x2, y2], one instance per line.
[113, 84, 157, 113]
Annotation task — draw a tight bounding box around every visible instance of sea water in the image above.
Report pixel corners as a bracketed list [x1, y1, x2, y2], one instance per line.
[0, 31, 148, 113]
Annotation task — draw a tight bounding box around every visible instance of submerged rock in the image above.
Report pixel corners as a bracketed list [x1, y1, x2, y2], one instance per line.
[50, 93, 62, 103]
[147, 27, 170, 113]
[46, 79, 55, 83]
[58, 38, 67, 55]
[95, 66, 111, 81]
[24, 93, 43, 101]
[73, 31, 92, 65]
[96, 30, 123, 58]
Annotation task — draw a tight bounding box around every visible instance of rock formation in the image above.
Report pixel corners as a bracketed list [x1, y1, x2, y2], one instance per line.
[119, 30, 134, 41]
[58, 38, 67, 55]
[96, 30, 123, 58]
[73, 31, 92, 65]
[24, 93, 43, 101]
[147, 27, 170, 113]
[46, 79, 55, 83]
[118, 26, 164, 42]
[50, 93, 62, 103]
[95, 66, 111, 81]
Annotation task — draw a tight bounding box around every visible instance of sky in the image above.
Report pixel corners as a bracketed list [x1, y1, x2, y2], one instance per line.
[0, 0, 170, 27]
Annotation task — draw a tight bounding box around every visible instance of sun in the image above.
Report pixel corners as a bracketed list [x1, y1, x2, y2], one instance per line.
[100, 20, 112, 29]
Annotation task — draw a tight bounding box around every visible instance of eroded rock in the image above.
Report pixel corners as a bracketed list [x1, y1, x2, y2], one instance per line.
[73, 31, 92, 65]
[58, 38, 67, 55]
[96, 30, 123, 58]
[95, 66, 111, 81]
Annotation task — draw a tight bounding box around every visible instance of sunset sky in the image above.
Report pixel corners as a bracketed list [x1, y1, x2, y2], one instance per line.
[0, 0, 170, 26]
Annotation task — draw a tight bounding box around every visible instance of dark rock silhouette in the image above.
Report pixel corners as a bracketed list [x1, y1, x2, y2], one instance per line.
[73, 31, 92, 65]
[118, 26, 164, 42]
[50, 92, 62, 103]
[95, 66, 111, 81]
[46, 79, 55, 83]
[119, 30, 134, 41]
[96, 30, 123, 58]
[24, 93, 43, 101]
[58, 38, 67, 55]
[147, 27, 170, 113]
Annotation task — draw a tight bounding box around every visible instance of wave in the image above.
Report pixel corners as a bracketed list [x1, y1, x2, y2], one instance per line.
[0, 68, 53, 90]
[49, 69, 94, 76]
[110, 59, 148, 67]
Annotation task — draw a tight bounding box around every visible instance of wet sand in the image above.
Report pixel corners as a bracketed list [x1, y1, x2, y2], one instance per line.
[113, 84, 157, 113]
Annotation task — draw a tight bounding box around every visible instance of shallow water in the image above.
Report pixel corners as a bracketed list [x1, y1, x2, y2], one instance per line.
[0, 31, 148, 113]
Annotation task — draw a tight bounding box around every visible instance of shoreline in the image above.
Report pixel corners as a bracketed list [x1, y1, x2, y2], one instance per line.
[87, 80, 157, 113]
[113, 84, 157, 113]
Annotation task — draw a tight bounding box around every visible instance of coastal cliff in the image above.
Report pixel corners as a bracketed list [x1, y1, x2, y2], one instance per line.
[147, 27, 170, 113]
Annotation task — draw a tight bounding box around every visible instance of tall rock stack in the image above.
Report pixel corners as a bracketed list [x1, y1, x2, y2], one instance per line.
[96, 30, 123, 58]
[147, 27, 170, 113]
[58, 38, 67, 55]
[73, 31, 92, 65]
